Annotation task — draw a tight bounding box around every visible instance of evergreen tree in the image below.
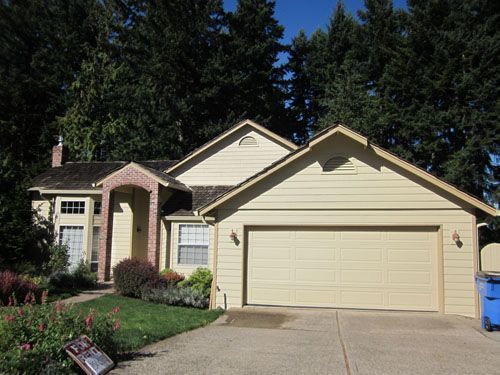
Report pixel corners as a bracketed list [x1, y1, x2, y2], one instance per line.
[383, 0, 500, 198]
[287, 30, 313, 143]
[0, 0, 102, 269]
[59, 1, 129, 161]
[224, 0, 288, 136]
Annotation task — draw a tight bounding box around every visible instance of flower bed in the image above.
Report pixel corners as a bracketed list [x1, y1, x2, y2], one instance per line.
[0, 297, 120, 374]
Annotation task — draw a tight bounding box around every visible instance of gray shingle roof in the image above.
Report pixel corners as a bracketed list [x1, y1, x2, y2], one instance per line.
[162, 186, 234, 216]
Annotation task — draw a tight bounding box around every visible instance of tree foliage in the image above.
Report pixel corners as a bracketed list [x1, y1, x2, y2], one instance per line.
[1, 0, 498, 268]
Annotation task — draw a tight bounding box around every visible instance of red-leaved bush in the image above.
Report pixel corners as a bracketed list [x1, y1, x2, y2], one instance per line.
[160, 269, 185, 286]
[113, 258, 159, 298]
[0, 271, 40, 306]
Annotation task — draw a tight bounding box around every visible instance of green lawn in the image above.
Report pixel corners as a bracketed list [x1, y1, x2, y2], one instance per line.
[78, 295, 223, 351]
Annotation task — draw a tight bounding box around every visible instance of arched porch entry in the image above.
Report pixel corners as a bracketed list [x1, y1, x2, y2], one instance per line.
[95, 162, 190, 281]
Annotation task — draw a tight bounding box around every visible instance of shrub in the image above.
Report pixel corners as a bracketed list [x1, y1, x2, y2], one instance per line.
[113, 258, 159, 298]
[72, 261, 98, 289]
[179, 267, 213, 298]
[0, 270, 41, 306]
[0, 300, 120, 374]
[141, 285, 209, 309]
[160, 268, 185, 286]
[48, 261, 97, 292]
[45, 243, 70, 274]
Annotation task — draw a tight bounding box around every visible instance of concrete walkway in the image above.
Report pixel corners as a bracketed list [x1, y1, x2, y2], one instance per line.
[59, 282, 114, 304]
[112, 307, 500, 375]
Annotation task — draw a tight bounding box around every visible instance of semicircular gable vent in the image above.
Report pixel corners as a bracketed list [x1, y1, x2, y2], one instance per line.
[239, 136, 258, 147]
[323, 156, 356, 174]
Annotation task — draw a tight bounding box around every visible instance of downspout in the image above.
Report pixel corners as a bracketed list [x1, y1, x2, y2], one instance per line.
[200, 214, 220, 310]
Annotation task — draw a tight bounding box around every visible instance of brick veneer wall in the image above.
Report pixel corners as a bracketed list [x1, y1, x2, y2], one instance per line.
[97, 165, 161, 281]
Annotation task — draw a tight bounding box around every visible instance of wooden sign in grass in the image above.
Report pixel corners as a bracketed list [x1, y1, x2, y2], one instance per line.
[64, 335, 114, 375]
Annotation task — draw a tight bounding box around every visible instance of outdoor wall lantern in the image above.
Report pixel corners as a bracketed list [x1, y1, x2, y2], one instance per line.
[452, 230, 463, 248]
[229, 230, 237, 242]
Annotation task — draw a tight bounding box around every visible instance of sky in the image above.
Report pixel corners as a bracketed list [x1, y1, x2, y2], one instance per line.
[223, 0, 408, 46]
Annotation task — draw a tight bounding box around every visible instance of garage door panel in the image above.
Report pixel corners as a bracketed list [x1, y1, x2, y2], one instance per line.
[388, 249, 431, 263]
[295, 247, 336, 261]
[340, 248, 383, 262]
[251, 267, 290, 281]
[251, 246, 290, 260]
[340, 231, 384, 240]
[295, 289, 336, 305]
[388, 292, 433, 308]
[251, 287, 291, 304]
[388, 270, 432, 285]
[340, 290, 384, 306]
[247, 226, 439, 311]
[295, 268, 336, 283]
[341, 270, 384, 284]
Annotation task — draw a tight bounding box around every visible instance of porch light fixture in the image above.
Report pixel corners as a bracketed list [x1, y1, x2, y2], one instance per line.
[229, 230, 237, 242]
[451, 230, 460, 243]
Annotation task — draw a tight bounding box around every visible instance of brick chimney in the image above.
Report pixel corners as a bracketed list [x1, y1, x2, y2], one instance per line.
[52, 136, 67, 167]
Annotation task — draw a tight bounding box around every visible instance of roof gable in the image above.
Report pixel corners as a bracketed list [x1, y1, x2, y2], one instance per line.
[165, 119, 297, 174]
[198, 124, 497, 217]
[95, 162, 190, 192]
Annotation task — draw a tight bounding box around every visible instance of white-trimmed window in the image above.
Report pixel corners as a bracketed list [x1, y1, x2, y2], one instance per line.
[61, 200, 85, 214]
[59, 225, 84, 270]
[178, 224, 209, 265]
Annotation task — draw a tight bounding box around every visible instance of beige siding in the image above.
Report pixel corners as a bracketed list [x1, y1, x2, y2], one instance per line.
[168, 221, 214, 277]
[172, 126, 290, 185]
[110, 192, 133, 269]
[213, 135, 477, 317]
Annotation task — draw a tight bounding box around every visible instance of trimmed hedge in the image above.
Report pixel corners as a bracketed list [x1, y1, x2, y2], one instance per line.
[141, 286, 209, 309]
[113, 258, 158, 297]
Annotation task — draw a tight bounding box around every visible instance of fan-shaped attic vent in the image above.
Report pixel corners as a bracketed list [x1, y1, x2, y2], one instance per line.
[239, 136, 258, 147]
[323, 156, 356, 174]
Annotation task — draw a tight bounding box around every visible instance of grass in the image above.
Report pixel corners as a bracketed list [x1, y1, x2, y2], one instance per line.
[78, 294, 223, 351]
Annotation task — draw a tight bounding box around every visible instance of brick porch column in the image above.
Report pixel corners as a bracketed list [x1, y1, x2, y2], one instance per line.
[147, 183, 161, 270]
[98, 186, 114, 281]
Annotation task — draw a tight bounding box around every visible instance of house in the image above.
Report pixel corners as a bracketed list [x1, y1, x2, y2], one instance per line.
[30, 119, 497, 317]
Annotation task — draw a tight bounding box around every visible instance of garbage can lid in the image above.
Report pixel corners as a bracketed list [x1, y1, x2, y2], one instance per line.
[476, 271, 500, 279]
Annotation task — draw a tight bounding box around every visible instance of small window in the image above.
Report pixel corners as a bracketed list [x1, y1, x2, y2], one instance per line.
[61, 201, 85, 214]
[91, 226, 100, 272]
[323, 156, 356, 174]
[93, 201, 102, 215]
[239, 136, 258, 147]
[178, 224, 209, 265]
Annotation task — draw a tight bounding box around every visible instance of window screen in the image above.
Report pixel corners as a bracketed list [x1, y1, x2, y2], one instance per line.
[178, 224, 209, 265]
[61, 201, 85, 214]
[91, 227, 100, 272]
[59, 226, 84, 270]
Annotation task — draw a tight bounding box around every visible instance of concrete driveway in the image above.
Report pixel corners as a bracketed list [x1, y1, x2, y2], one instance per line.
[112, 307, 500, 374]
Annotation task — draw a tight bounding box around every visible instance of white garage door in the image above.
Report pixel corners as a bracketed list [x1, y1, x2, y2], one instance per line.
[247, 227, 439, 311]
